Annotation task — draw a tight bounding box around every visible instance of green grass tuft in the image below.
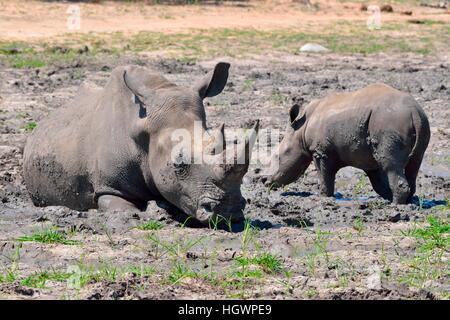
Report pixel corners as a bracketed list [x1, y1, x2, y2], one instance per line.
[17, 229, 80, 245]
[24, 122, 37, 132]
[136, 220, 164, 231]
[11, 57, 46, 69]
[235, 253, 283, 274]
[399, 215, 449, 296]
[0, 270, 18, 284]
[20, 271, 71, 289]
[404, 215, 449, 252]
[353, 217, 365, 234]
[168, 263, 197, 285]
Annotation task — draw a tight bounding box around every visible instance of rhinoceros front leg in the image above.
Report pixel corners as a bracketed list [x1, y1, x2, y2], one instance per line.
[313, 156, 338, 197]
[97, 195, 140, 212]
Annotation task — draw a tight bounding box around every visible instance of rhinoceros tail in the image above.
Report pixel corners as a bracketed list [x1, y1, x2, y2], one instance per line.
[409, 106, 430, 162]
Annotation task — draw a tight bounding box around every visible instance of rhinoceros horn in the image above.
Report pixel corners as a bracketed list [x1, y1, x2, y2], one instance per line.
[207, 120, 259, 178]
[205, 123, 226, 155]
[235, 119, 260, 167]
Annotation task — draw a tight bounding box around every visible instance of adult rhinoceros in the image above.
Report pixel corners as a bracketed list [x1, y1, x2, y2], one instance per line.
[23, 62, 258, 225]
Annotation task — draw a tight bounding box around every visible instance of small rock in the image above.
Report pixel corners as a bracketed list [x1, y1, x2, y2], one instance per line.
[186, 251, 198, 260]
[77, 45, 89, 54]
[299, 43, 329, 53]
[51, 46, 70, 54]
[4, 47, 22, 54]
[381, 4, 394, 12]
[389, 212, 401, 222]
[14, 286, 34, 296]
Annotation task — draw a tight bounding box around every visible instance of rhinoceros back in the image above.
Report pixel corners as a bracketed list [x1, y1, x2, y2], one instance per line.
[23, 83, 102, 210]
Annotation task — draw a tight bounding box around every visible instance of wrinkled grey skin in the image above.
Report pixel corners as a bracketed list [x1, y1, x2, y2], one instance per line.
[23, 62, 258, 225]
[266, 83, 430, 204]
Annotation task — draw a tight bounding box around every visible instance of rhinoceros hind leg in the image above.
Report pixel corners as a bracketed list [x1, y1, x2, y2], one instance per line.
[365, 169, 391, 200]
[97, 195, 140, 212]
[405, 158, 422, 203]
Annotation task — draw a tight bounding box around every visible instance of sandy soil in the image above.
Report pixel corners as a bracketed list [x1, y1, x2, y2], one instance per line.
[0, 0, 449, 40]
[0, 51, 449, 299]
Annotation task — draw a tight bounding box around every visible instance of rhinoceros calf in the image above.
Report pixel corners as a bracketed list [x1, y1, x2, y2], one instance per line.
[266, 83, 430, 204]
[23, 62, 258, 224]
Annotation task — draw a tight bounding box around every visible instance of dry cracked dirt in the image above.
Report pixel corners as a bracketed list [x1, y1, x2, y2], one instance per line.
[0, 52, 449, 299]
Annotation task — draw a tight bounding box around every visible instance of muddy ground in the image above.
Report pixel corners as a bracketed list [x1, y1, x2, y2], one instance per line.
[0, 52, 449, 299]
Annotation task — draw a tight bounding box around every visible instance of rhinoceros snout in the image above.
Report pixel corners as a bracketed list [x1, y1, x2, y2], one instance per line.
[195, 197, 246, 226]
[264, 176, 282, 190]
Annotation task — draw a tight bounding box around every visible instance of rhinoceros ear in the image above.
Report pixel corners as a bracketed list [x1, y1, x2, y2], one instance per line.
[289, 104, 306, 129]
[289, 104, 301, 123]
[123, 67, 156, 99]
[195, 62, 230, 99]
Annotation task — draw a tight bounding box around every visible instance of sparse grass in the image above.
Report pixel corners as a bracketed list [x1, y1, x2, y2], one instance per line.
[253, 253, 284, 274]
[241, 220, 259, 254]
[353, 217, 365, 235]
[305, 288, 319, 298]
[436, 199, 450, 212]
[314, 229, 332, 265]
[353, 175, 368, 196]
[399, 216, 449, 297]
[88, 263, 120, 283]
[136, 220, 164, 231]
[66, 261, 126, 289]
[1, 20, 447, 69]
[304, 229, 333, 276]
[379, 244, 392, 279]
[0, 269, 18, 284]
[24, 122, 37, 132]
[328, 257, 355, 288]
[128, 264, 156, 277]
[305, 251, 318, 277]
[146, 233, 206, 259]
[242, 78, 254, 92]
[233, 268, 263, 279]
[10, 57, 46, 69]
[404, 216, 449, 252]
[208, 215, 233, 231]
[17, 229, 79, 245]
[269, 90, 288, 106]
[20, 271, 71, 289]
[235, 253, 283, 274]
[0, 247, 21, 284]
[168, 262, 197, 285]
[4, 261, 157, 290]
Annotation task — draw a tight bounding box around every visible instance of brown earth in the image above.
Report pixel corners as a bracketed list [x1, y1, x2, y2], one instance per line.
[0, 0, 449, 40]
